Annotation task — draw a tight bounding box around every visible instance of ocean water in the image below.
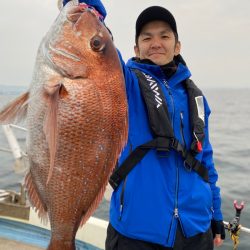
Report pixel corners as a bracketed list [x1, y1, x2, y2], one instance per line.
[0, 86, 249, 249]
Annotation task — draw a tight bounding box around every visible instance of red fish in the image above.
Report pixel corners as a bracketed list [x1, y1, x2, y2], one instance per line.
[0, 3, 127, 250]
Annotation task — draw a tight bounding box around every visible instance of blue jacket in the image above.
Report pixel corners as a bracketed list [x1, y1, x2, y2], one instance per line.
[109, 53, 223, 247]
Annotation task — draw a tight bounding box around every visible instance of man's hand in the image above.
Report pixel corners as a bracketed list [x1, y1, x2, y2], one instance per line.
[214, 234, 224, 247]
[211, 220, 225, 247]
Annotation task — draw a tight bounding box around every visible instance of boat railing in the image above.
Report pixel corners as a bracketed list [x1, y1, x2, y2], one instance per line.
[224, 221, 250, 234]
[0, 124, 27, 155]
[0, 124, 28, 173]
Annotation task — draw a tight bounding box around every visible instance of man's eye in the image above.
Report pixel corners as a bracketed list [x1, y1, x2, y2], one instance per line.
[143, 37, 150, 41]
[162, 35, 170, 39]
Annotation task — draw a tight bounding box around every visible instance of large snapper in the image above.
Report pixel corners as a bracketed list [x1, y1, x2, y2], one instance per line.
[0, 2, 127, 250]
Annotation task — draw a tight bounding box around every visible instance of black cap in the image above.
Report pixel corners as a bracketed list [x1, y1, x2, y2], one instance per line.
[135, 6, 178, 41]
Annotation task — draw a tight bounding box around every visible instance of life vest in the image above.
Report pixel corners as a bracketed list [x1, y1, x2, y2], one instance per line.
[109, 69, 209, 190]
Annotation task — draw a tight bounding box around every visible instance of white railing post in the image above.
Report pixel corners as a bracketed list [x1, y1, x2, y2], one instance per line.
[1, 124, 28, 173]
[2, 125, 22, 159]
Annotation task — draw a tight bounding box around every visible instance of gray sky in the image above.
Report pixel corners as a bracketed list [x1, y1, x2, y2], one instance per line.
[0, 0, 249, 88]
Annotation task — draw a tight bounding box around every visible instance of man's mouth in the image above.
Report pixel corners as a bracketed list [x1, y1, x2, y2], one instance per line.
[148, 52, 164, 56]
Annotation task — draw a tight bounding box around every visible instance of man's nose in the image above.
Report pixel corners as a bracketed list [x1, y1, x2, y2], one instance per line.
[150, 38, 161, 48]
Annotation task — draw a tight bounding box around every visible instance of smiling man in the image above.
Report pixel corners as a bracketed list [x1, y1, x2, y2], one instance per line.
[135, 20, 180, 66]
[107, 5, 225, 250]
[134, 6, 180, 65]
[61, 1, 225, 249]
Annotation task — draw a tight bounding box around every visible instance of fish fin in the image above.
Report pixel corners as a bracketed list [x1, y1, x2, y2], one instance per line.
[43, 83, 68, 185]
[79, 182, 107, 227]
[0, 92, 29, 124]
[25, 172, 48, 224]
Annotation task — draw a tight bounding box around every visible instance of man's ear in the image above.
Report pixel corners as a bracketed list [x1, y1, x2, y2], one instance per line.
[134, 45, 140, 57]
[174, 41, 181, 56]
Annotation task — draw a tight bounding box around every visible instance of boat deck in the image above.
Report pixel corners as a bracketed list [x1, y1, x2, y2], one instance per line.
[0, 217, 101, 250]
[0, 238, 44, 250]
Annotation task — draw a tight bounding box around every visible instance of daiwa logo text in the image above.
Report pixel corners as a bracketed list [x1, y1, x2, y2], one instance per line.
[143, 73, 162, 108]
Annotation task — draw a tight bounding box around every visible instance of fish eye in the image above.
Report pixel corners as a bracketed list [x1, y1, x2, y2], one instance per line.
[90, 36, 105, 52]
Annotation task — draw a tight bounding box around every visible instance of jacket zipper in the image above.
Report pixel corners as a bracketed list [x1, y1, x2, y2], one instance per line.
[174, 112, 187, 237]
[163, 79, 174, 128]
[180, 112, 186, 148]
[178, 215, 186, 237]
[174, 156, 179, 221]
[119, 141, 133, 220]
[166, 213, 175, 243]
[166, 160, 180, 245]
[119, 177, 127, 220]
[163, 79, 179, 245]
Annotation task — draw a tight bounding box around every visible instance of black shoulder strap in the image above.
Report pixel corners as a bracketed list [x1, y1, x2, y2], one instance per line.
[133, 69, 174, 138]
[109, 137, 173, 190]
[184, 79, 205, 153]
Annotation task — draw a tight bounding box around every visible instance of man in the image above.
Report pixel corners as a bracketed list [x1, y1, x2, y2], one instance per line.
[62, 1, 225, 249]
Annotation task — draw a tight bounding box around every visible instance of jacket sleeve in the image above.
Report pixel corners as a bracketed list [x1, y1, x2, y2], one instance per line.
[116, 49, 134, 100]
[201, 97, 223, 221]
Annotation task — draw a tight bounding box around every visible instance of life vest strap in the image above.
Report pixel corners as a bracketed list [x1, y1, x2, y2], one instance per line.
[109, 137, 172, 190]
[109, 137, 209, 190]
[170, 138, 209, 182]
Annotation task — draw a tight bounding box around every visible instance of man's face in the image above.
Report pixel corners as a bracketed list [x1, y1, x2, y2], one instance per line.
[134, 21, 181, 65]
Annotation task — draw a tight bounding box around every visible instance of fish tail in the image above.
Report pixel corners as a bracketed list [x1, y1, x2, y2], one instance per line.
[43, 83, 68, 185]
[0, 91, 29, 124]
[47, 238, 75, 250]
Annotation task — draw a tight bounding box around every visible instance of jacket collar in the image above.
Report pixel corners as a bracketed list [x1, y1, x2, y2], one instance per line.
[127, 56, 192, 89]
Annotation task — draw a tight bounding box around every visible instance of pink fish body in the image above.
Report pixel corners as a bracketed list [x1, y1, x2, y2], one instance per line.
[0, 2, 128, 249]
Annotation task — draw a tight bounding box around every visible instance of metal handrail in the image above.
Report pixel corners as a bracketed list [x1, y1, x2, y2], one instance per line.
[1, 125, 24, 159]
[1, 125, 28, 174]
[0, 147, 12, 153]
[9, 124, 27, 131]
